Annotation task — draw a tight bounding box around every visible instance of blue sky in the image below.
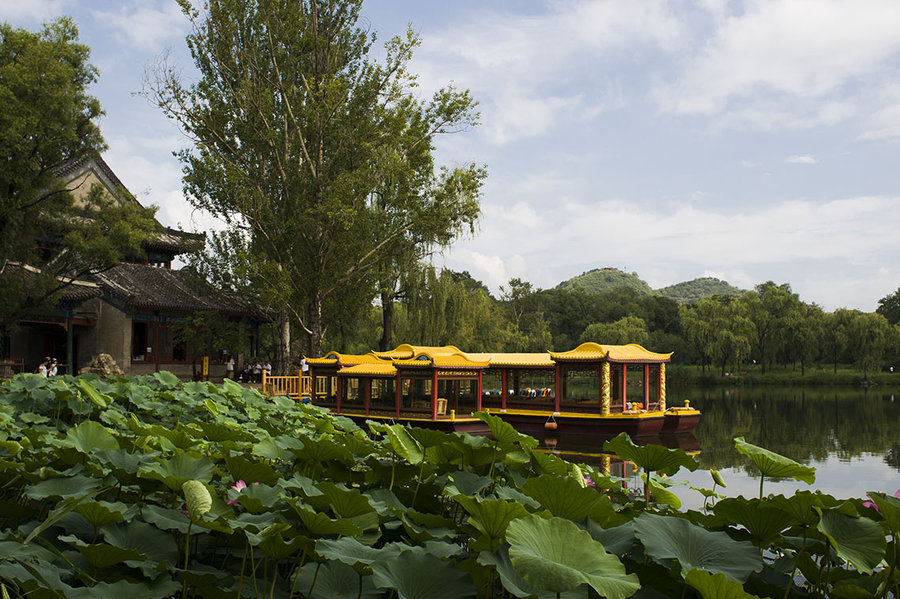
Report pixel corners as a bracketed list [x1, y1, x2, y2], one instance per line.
[5, 0, 900, 311]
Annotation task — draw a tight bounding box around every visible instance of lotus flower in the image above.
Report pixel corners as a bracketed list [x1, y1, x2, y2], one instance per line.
[862, 488, 900, 514]
[227, 479, 258, 504]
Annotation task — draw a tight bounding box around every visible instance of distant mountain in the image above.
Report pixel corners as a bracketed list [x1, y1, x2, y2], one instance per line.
[556, 268, 654, 295]
[656, 277, 745, 303]
[555, 268, 745, 303]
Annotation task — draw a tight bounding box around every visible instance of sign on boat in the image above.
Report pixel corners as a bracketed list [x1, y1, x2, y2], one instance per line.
[263, 342, 701, 436]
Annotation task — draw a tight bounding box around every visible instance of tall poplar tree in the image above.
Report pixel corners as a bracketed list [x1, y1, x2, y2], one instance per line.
[149, 0, 484, 364]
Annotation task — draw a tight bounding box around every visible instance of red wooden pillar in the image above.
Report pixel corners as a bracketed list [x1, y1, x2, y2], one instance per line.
[644, 364, 650, 408]
[395, 372, 402, 418]
[365, 379, 371, 416]
[621, 365, 627, 411]
[431, 370, 438, 420]
[477, 371, 483, 411]
[554, 364, 561, 413]
[501, 369, 508, 410]
[336, 376, 342, 413]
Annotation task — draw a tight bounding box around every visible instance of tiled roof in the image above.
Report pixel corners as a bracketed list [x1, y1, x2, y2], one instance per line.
[307, 352, 383, 367]
[0, 262, 101, 303]
[468, 353, 556, 368]
[550, 342, 671, 363]
[91, 263, 253, 314]
[337, 363, 397, 377]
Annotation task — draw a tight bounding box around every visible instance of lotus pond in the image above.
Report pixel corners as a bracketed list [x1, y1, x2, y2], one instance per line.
[546, 386, 900, 510]
[0, 373, 898, 598]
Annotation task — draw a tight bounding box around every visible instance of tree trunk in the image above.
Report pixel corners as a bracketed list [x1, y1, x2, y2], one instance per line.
[308, 294, 324, 358]
[380, 289, 393, 352]
[275, 312, 291, 375]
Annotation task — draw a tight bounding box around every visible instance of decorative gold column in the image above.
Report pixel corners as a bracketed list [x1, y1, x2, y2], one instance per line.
[659, 363, 667, 410]
[601, 362, 611, 415]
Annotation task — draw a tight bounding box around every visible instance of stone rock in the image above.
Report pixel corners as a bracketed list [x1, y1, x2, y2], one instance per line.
[80, 353, 124, 376]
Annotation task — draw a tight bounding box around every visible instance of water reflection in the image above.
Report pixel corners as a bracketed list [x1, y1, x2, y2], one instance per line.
[545, 386, 900, 503]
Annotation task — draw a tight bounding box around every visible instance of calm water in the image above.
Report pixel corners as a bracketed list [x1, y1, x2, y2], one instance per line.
[546, 386, 900, 509]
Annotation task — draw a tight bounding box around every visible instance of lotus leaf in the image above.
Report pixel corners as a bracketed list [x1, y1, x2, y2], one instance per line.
[25, 474, 101, 500]
[223, 455, 282, 487]
[530, 449, 572, 476]
[817, 508, 886, 573]
[152, 371, 181, 388]
[581, 520, 637, 556]
[72, 500, 138, 527]
[379, 424, 425, 464]
[74, 378, 108, 408]
[711, 469, 727, 488]
[476, 410, 539, 450]
[685, 568, 760, 599]
[521, 474, 619, 524]
[604, 432, 699, 476]
[371, 549, 477, 599]
[65, 420, 119, 453]
[478, 546, 588, 599]
[139, 452, 214, 490]
[734, 437, 815, 485]
[59, 534, 146, 568]
[297, 560, 381, 599]
[644, 473, 682, 509]
[713, 497, 797, 546]
[634, 513, 763, 582]
[316, 536, 382, 568]
[292, 503, 364, 537]
[235, 481, 283, 513]
[140, 504, 191, 533]
[506, 514, 639, 598]
[867, 491, 900, 533]
[453, 495, 529, 549]
[246, 523, 306, 559]
[440, 470, 493, 497]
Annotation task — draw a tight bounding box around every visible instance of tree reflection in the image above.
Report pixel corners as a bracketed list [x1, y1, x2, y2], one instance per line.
[683, 387, 900, 473]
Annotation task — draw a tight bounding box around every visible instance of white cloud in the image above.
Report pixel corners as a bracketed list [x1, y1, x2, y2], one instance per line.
[91, 1, 187, 51]
[0, 0, 71, 22]
[655, 0, 900, 130]
[786, 155, 818, 164]
[412, 0, 684, 145]
[446, 193, 900, 310]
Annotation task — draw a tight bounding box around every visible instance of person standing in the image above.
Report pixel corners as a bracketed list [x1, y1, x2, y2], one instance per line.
[37, 357, 49, 377]
[49, 359, 58, 376]
[225, 355, 235, 380]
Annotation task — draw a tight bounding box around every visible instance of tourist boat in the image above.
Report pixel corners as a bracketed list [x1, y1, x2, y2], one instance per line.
[265, 342, 700, 437]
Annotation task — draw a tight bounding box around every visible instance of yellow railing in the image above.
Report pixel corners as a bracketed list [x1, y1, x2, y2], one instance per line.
[261, 370, 311, 400]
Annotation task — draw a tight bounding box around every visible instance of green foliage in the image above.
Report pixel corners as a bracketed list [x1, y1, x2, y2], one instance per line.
[0, 373, 896, 598]
[658, 277, 746, 303]
[0, 19, 158, 330]
[557, 267, 654, 295]
[149, 0, 484, 357]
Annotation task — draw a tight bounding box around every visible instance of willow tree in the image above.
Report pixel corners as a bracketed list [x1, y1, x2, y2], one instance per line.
[149, 0, 483, 363]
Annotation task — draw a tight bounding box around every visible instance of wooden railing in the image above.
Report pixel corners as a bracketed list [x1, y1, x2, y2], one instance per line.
[261, 371, 311, 400]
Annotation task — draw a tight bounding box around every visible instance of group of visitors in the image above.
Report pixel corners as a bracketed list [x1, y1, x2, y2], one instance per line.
[237, 359, 272, 383]
[35, 357, 59, 377]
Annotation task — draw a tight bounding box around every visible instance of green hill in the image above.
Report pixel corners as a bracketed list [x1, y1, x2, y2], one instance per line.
[555, 269, 745, 303]
[656, 277, 745, 303]
[556, 268, 654, 295]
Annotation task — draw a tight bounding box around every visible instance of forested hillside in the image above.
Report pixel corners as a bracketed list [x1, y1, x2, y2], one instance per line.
[657, 277, 745, 303]
[556, 267, 654, 294]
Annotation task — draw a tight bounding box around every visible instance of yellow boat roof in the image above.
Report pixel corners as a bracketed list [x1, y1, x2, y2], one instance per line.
[468, 353, 556, 367]
[549, 342, 671, 363]
[305, 351, 384, 367]
[337, 363, 397, 377]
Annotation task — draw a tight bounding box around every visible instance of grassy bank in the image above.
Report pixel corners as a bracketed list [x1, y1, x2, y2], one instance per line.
[667, 364, 900, 387]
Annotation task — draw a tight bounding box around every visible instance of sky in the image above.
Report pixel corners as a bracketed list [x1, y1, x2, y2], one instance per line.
[4, 0, 900, 311]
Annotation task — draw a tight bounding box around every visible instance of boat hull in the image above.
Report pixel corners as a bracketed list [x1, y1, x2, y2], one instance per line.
[662, 408, 702, 433]
[332, 410, 490, 434]
[489, 408, 682, 437]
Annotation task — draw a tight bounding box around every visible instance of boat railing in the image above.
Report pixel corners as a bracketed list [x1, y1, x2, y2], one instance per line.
[261, 370, 311, 400]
